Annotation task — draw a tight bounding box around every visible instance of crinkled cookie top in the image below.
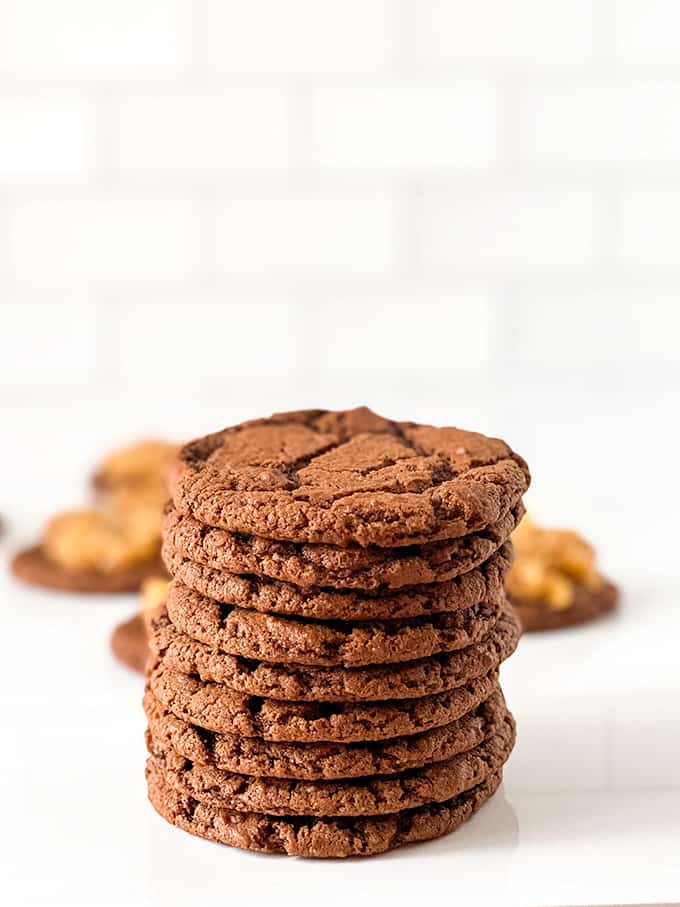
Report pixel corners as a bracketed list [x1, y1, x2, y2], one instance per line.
[169, 407, 530, 548]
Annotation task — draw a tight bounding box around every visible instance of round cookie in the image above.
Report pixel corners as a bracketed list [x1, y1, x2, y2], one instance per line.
[143, 689, 503, 780]
[147, 761, 503, 858]
[162, 540, 511, 621]
[512, 580, 619, 632]
[150, 605, 520, 701]
[169, 407, 530, 548]
[11, 545, 166, 594]
[111, 613, 147, 672]
[161, 502, 522, 592]
[165, 581, 501, 667]
[146, 703, 514, 816]
[148, 661, 500, 743]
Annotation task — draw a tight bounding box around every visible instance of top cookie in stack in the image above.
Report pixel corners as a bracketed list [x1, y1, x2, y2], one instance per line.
[146, 407, 530, 858]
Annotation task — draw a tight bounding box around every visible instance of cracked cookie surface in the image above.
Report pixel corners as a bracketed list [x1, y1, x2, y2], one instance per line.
[146, 760, 504, 857]
[150, 605, 519, 701]
[161, 531, 513, 621]
[161, 504, 521, 592]
[143, 688, 504, 779]
[146, 697, 514, 816]
[168, 407, 530, 547]
[165, 580, 501, 667]
[148, 661, 500, 743]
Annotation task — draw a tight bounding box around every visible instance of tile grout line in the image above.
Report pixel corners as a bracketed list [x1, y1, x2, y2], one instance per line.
[89, 87, 118, 189]
[286, 77, 319, 190]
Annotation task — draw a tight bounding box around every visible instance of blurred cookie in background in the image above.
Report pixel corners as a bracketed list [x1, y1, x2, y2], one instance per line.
[93, 440, 176, 496]
[506, 515, 619, 632]
[111, 576, 170, 673]
[11, 439, 178, 594]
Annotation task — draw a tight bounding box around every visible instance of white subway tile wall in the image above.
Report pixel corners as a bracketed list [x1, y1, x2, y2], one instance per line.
[315, 294, 497, 377]
[0, 294, 99, 386]
[214, 192, 398, 279]
[613, 0, 680, 62]
[203, 0, 395, 74]
[0, 96, 92, 180]
[110, 297, 304, 383]
[116, 89, 293, 176]
[0, 0, 188, 75]
[408, 0, 596, 67]
[1, 0, 679, 414]
[417, 186, 601, 277]
[312, 78, 497, 172]
[619, 189, 680, 272]
[10, 195, 200, 283]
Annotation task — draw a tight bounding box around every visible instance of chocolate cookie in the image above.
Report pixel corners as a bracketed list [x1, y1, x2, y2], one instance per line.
[163, 545, 511, 625]
[11, 545, 166, 594]
[150, 605, 520, 701]
[146, 703, 514, 816]
[148, 661, 499, 743]
[147, 760, 503, 857]
[143, 688, 503, 779]
[168, 407, 530, 548]
[512, 580, 619, 632]
[161, 503, 522, 592]
[165, 581, 501, 668]
[111, 613, 147, 672]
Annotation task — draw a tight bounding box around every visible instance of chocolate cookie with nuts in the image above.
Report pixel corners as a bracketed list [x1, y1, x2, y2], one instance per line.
[507, 515, 618, 631]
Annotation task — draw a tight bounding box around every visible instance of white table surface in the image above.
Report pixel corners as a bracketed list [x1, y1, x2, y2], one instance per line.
[1, 389, 679, 907]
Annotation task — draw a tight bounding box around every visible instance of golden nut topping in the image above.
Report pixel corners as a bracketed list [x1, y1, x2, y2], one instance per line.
[140, 577, 169, 631]
[40, 437, 180, 576]
[507, 514, 603, 610]
[44, 509, 159, 574]
[94, 440, 179, 490]
[108, 485, 166, 533]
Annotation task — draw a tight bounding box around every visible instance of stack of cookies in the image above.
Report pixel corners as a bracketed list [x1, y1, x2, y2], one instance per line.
[144, 408, 530, 858]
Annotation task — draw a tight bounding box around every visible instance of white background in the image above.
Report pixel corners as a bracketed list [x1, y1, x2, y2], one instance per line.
[1, 0, 680, 430]
[1, 2, 680, 905]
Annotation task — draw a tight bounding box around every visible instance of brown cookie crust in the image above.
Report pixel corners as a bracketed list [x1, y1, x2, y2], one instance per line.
[11, 545, 166, 594]
[143, 689, 503, 779]
[111, 613, 147, 673]
[165, 580, 501, 667]
[146, 702, 514, 816]
[150, 605, 520, 701]
[161, 503, 522, 592]
[169, 407, 530, 548]
[163, 543, 511, 623]
[146, 761, 503, 857]
[512, 579, 619, 632]
[148, 661, 500, 743]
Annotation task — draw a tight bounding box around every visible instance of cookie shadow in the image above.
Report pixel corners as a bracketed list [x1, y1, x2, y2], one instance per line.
[146, 785, 519, 906]
[377, 782, 518, 862]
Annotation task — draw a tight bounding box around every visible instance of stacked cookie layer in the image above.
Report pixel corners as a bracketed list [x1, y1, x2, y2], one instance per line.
[144, 408, 530, 858]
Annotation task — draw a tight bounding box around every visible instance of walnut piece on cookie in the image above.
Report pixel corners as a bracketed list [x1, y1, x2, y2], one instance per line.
[507, 514, 601, 610]
[44, 509, 160, 574]
[60, 438, 180, 573]
[507, 514, 618, 631]
[93, 439, 180, 492]
[46, 438, 179, 574]
[13, 437, 177, 592]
